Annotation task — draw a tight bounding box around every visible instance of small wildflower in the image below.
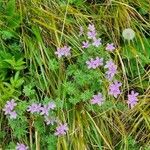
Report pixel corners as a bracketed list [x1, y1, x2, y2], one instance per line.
[55, 46, 71, 58]
[90, 93, 104, 105]
[88, 24, 95, 31]
[48, 102, 56, 110]
[9, 111, 17, 119]
[87, 31, 97, 39]
[104, 60, 117, 80]
[82, 41, 90, 48]
[86, 57, 103, 69]
[92, 38, 102, 47]
[122, 28, 135, 40]
[16, 143, 28, 150]
[127, 91, 139, 108]
[79, 26, 83, 36]
[40, 104, 50, 116]
[27, 103, 41, 114]
[54, 123, 68, 136]
[109, 81, 122, 98]
[44, 116, 56, 125]
[3, 99, 17, 119]
[106, 43, 115, 51]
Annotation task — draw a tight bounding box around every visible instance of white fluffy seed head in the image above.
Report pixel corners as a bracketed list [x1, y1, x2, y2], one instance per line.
[122, 28, 135, 40]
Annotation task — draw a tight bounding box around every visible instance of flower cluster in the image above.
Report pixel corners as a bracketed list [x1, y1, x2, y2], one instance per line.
[55, 46, 71, 58]
[86, 57, 103, 69]
[3, 99, 17, 119]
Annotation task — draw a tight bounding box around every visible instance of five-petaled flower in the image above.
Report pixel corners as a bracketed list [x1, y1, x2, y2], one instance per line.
[16, 143, 28, 150]
[86, 57, 103, 69]
[87, 24, 97, 39]
[90, 93, 104, 105]
[27, 103, 41, 114]
[109, 81, 122, 98]
[54, 123, 68, 136]
[106, 43, 115, 51]
[3, 99, 17, 119]
[104, 60, 117, 80]
[92, 38, 102, 47]
[55, 46, 71, 58]
[127, 91, 139, 108]
[82, 41, 90, 48]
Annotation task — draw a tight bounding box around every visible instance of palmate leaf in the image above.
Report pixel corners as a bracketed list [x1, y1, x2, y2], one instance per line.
[4, 58, 26, 70]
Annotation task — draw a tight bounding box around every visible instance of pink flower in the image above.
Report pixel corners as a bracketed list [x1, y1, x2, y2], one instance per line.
[88, 24, 95, 31]
[86, 57, 103, 69]
[109, 81, 122, 98]
[90, 93, 104, 105]
[82, 41, 90, 48]
[54, 123, 68, 136]
[55, 46, 71, 58]
[106, 43, 115, 51]
[104, 60, 117, 80]
[87, 31, 97, 39]
[48, 102, 56, 110]
[92, 38, 102, 47]
[16, 143, 28, 150]
[127, 91, 139, 108]
[3, 99, 17, 119]
[40, 105, 50, 116]
[9, 111, 17, 119]
[87, 24, 97, 39]
[44, 116, 56, 125]
[27, 103, 41, 114]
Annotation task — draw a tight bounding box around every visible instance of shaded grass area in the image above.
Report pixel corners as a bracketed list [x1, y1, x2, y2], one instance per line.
[0, 0, 150, 149]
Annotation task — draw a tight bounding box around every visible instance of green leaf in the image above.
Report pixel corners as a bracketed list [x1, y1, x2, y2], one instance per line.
[5, 0, 16, 17]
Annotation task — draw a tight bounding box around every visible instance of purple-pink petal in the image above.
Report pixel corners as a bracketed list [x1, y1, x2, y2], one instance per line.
[109, 81, 122, 98]
[82, 41, 90, 48]
[54, 123, 68, 136]
[16, 143, 28, 150]
[127, 90, 139, 108]
[90, 93, 104, 105]
[106, 43, 115, 51]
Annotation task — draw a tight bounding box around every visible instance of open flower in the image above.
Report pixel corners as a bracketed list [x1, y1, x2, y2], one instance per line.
[106, 43, 115, 51]
[104, 60, 117, 80]
[44, 116, 57, 125]
[16, 143, 28, 150]
[27, 103, 41, 114]
[122, 28, 135, 40]
[92, 38, 102, 47]
[3, 99, 17, 119]
[82, 41, 90, 48]
[127, 91, 139, 108]
[109, 81, 122, 98]
[55, 123, 68, 136]
[86, 57, 103, 69]
[87, 24, 97, 39]
[55, 46, 71, 58]
[90, 93, 104, 105]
